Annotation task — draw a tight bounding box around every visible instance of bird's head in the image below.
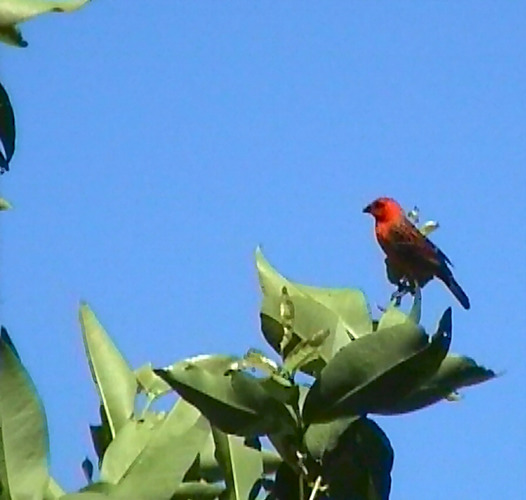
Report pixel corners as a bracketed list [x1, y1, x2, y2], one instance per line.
[363, 197, 404, 223]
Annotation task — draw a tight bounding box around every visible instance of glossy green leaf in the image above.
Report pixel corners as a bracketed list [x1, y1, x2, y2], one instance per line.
[100, 413, 161, 484]
[0, 427, 8, 497]
[61, 481, 117, 499]
[43, 476, 65, 499]
[322, 417, 393, 500]
[79, 303, 137, 437]
[304, 415, 359, 460]
[199, 433, 281, 483]
[257, 248, 372, 336]
[0, 82, 15, 172]
[156, 358, 295, 437]
[171, 481, 225, 498]
[135, 363, 171, 398]
[0, 328, 49, 500]
[377, 353, 496, 414]
[238, 350, 280, 377]
[256, 248, 372, 374]
[0, 0, 91, 47]
[409, 287, 422, 324]
[376, 291, 420, 331]
[0, 24, 25, 48]
[212, 428, 263, 500]
[185, 354, 241, 372]
[0, 198, 11, 210]
[282, 329, 331, 375]
[259, 377, 299, 407]
[59, 494, 111, 500]
[303, 309, 452, 423]
[370, 308, 452, 414]
[230, 372, 297, 435]
[113, 399, 210, 499]
[76, 481, 115, 495]
[420, 220, 439, 236]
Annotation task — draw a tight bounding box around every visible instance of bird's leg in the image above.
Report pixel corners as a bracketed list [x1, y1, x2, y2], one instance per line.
[390, 288, 406, 306]
[390, 278, 413, 305]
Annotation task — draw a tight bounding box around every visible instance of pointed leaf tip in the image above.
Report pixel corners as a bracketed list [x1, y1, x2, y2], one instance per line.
[0, 82, 15, 168]
[0, 326, 20, 359]
[0, 198, 12, 210]
[437, 308, 452, 338]
[79, 303, 137, 437]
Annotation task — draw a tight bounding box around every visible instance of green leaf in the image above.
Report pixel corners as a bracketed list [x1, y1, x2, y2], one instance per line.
[170, 481, 226, 498]
[184, 354, 240, 372]
[256, 248, 372, 374]
[292, 284, 372, 339]
[409, 287, 422, 324]
[370, 308, 452, 414]
[212, 428, 264, 500]
[59, 494, 111, 500]
[199, 433, 281, 483]
[76, 481, 115, 495]
[99, 412, 161, 484]
[89, 405, 112, 465]
[420, 220, 439, 236]
[60, 482, 117, 500]
[0, 25, 26, 48]
[135, 363, 171, 398]
[282, 329, 331, 375]
[259, 377, 299, 407]
[113, 399, 210, 499]
[302, 309, 452, 423]
[238, 350, 280, 377]
[230, 372, 297, 435]
[0, 327, 49, 500]
[377, 353, 497, 414]
[0, 428, 8, 498]
[0, 199, 11, 210]
[0, 0, 91, 48]
[304, 415, 360, 460]
[376, 291, 420, 331]
[79, 303, 137, 438]
[0, 82, 15, 172]
[43, 476, 65, 499]
[322, 417, 393, 500]
[376, 303, 407, 331]
[155, 358, 296, 437]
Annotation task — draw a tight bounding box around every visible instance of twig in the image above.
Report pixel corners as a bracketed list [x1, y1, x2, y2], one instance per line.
[308, 475, 322, 500]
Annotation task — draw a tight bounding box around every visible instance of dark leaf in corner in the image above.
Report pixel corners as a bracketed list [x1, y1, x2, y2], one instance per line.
[0, 82, 15, 173]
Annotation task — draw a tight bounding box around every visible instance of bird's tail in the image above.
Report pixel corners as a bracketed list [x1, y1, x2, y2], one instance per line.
[440, 272, 470, 310]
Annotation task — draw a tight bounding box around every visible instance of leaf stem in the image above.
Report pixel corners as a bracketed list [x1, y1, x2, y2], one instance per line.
[308, 475, 322, 500]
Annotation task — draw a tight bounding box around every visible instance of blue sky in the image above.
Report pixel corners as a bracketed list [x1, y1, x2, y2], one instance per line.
[1, 1, 525, 497]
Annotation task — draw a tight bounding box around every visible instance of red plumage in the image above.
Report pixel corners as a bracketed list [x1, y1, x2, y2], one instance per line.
[363, 197, 470, 310]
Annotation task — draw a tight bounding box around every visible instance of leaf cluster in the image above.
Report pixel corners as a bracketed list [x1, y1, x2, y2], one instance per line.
[0, 251, 496, 499]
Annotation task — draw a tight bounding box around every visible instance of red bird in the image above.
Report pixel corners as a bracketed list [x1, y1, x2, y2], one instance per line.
[363, 197, 470, 309]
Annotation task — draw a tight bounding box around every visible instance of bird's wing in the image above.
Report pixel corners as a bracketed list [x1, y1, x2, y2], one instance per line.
[429, 239, 453, 267]
[388, 219, 451, 269]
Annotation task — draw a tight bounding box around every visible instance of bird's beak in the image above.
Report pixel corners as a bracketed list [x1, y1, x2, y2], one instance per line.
[363, 204, 372, 214]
